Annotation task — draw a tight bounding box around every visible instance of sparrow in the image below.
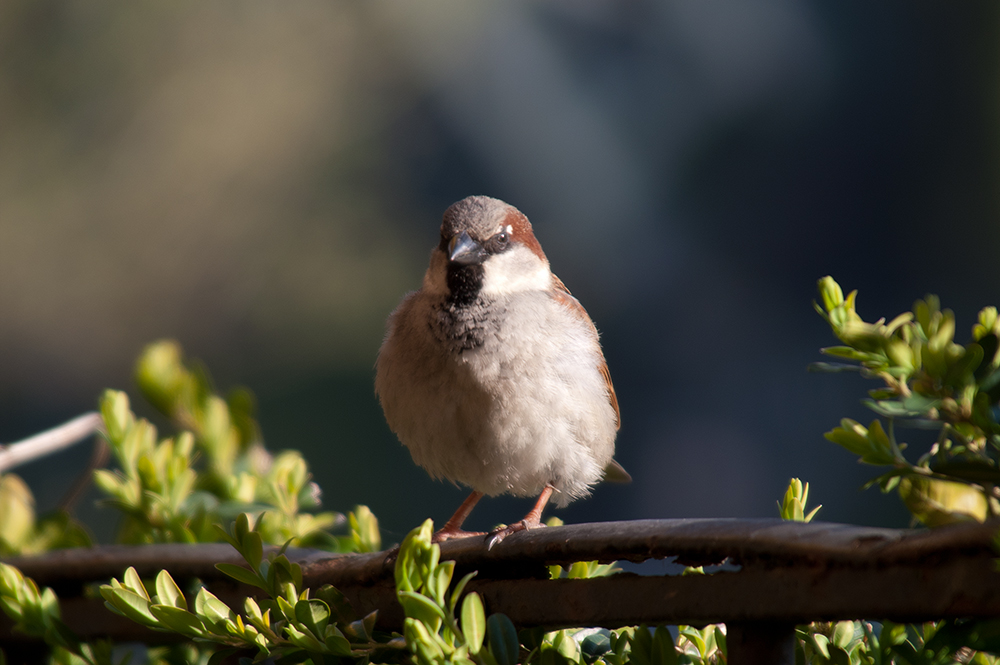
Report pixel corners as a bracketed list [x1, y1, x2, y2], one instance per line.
[375, 195, 628, 545]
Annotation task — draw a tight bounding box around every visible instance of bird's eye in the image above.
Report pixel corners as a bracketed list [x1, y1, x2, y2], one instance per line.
[487, 232, 509, 253]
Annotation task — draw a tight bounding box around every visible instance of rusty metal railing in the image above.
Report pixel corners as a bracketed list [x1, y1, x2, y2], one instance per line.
[5, 518, 1000, 664]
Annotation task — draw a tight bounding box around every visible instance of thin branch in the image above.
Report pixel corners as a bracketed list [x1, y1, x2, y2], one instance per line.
[0, 412, 103, 474]
[58, 436, 110, 512]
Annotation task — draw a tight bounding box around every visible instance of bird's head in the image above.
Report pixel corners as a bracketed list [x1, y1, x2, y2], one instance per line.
[423, 196, 552, 304]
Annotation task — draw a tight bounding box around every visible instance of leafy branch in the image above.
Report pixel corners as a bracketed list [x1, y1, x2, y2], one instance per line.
[93, 340, 348, 547]
[99, 512, 396, 663]
[0, 562, 112, 665]
[814, 276, 1000, 525]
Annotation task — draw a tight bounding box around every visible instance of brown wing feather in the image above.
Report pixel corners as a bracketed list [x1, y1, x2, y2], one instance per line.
[551, 275, 620, 430]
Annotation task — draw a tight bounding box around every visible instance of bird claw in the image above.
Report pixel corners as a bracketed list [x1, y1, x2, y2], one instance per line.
[486, 519, 545, 550]
[382, 525, 487, 567]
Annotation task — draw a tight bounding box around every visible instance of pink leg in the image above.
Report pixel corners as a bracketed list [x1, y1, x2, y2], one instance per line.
[433, 490, 487, 542]
[487, 485, 554, 549]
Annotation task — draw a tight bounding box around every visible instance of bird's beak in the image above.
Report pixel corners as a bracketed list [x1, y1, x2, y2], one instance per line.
[448, 231, 487, 265]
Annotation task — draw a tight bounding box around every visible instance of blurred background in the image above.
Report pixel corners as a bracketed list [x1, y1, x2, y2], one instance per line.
[2, 0, 998, 543]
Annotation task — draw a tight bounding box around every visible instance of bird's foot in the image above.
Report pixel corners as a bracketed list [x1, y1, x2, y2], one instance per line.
[486, 518, 545, 550]
[432, 527, 486, 543]
[380, 525, 487, 566]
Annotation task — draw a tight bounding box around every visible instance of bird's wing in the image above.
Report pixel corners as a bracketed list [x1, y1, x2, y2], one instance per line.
[603, 458, 632, 483]
[550, 275, 620, 430]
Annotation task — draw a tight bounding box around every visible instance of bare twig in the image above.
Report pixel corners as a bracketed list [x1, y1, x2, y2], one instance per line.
[0, 412, 103, 474]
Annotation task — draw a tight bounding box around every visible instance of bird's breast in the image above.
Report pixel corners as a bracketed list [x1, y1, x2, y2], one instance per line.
[429, 297, 502, 354]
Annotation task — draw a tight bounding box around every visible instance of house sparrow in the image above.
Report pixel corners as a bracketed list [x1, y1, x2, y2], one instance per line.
[375, 195, 628, 545]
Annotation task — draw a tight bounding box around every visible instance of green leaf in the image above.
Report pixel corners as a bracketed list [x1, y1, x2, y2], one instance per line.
[100, 587, 157, 627]
[824, 418, 897, 466]
[405, 617, 446, 663]
[808, 361, 864, 373]
[714, 625, 727, 659]
[122, 567, 149, 600]
[449, 571, 477, 614]
[925, 617, 1000, 654]
[398, 591, 446, 632]
[460, 592, 486, 653]
[324, 625, 353, 656]
[148, 604, 204, 637]
[276, 594, 296, 622]
[395, 520, 434, 594]
[92, 469, 124, 497]
[828, 644, 852, 665]
[651, 625, 677, 665]
[316, 584, 358, 624]
[295, 598, 331, 637]
[898, 476, 988, 527]
[194, 587, 235, 631]
[779, 478, 814, 522]
[820, 346, 867, 360]
[976, 333, 999, 376]
[348, 505, 382, 553]
[679, 626, 706, 657]
[243, 597, 266, 627]
[362, 610, 377, 641]
[861, 400, 919, 418]
[810, 633, 831, 659]
[341, 617, 370, 643]
[486, 614, 519, 665]
[426, 561, 454, 607]
[631, 625, 653, 665]
[945, 343, 984, 389]
[825, 419, 873, 456]
[901, 393, 942, 414]
[215, 563, 265, 590]
[206, 649, 241, 665]
[581, 631, 612, 663]
[285, 622, 328, 653]
[818, 276, 845, 312]
[832, 621, 856, 649]
[99, 390, 133, 445]
[154, 570, 185, 609]
[233, 508, 250, 542]
[242, 531, 264, 573]
[552, 629, 580, 661]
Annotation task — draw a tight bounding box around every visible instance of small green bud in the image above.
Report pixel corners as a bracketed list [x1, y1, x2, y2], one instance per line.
[817, 276, 844, 312]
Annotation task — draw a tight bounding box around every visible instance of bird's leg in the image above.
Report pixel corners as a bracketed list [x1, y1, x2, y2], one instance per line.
[433, 490, 487, 542]
[487, 485, 554, 549]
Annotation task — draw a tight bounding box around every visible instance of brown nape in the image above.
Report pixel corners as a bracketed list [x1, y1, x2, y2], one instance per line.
[504, 208, 547, 262]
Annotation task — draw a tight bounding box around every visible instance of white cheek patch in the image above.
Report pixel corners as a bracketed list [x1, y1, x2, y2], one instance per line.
[481, 247, 552, 295]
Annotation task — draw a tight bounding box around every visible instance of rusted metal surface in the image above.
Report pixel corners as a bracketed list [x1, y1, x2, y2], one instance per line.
[3, 518, 1000, 642]
[304, 517, 1000, 582]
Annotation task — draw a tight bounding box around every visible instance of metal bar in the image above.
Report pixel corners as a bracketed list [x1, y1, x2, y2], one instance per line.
[11, 518, 997, 586]
[3, 518, 1000, 641]
[317, 551, 1000, 631]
